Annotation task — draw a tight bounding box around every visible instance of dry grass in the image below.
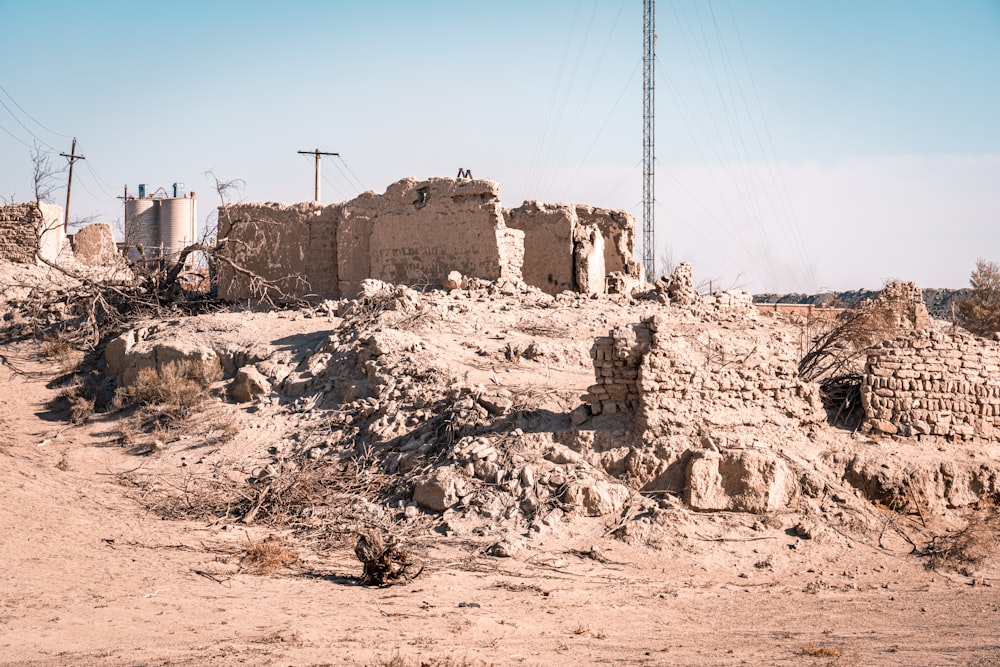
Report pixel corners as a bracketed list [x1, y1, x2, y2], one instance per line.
[113, 359, 222, 446]
[800, 645, 842, 657]
[240, 534, 299, 574]
[114, 359, 220, 416]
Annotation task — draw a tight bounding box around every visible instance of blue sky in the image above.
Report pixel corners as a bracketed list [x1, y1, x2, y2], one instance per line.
[1, 1, 998, 293]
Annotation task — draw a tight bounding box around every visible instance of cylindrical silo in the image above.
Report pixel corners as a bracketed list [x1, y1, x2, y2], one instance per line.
[124, 197, 157, 261]
[158, 196, 196, 263]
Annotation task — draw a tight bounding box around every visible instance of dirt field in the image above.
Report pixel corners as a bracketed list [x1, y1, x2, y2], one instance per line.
[2, 300, 999, 667]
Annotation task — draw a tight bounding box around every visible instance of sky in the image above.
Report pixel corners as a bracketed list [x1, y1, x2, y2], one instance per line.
[1, 0, 998, 293]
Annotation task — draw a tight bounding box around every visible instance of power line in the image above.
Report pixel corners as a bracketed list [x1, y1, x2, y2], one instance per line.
[0, 84, 71, 139]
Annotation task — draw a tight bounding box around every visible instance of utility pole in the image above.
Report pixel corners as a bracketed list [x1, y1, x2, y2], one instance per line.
[642, 0, 656, 283]
[117, 185, 130, 247]
[59, 137, 85, 234]
[297, 148, 339, 204]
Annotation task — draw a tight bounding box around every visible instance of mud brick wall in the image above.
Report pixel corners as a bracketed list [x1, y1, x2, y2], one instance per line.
[585, 315, 823, 434]
[583, 323, 652, 415]
[0, 203, 38, 263]
[862, 330, 1000, 440]
[216, 201, 340, 301]
[0, 202, 64, 264]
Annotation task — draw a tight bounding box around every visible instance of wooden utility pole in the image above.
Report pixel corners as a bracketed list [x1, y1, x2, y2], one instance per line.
[59, 137, 85, 233]
[297, 148, 338, 204]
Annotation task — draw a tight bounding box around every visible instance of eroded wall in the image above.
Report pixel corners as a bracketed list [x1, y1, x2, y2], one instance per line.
[862, 330, 1000, 441]
[368, 178, 523, 287]
[506, 202, 576, 294]
[217, 177, 526, 302]
[584, 310, 822, 435]
[216, 201, 339, 301]
[0, 202, 65, 264]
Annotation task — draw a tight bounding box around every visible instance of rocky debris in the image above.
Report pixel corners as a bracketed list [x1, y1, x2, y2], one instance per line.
[665, 262, 698, 305]
[562, 478, 631, 517]
[413, 467, 467, 512]
[685, 449, 797, 513]
[231, 365, 271, 403]
[78, 262, 1000, 572]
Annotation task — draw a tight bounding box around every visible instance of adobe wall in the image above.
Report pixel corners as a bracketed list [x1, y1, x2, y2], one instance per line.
[584, 312, 823, 436]
[506, 201, 637, 296]
[216, 201, 339, 301]
[505, 201, 576, 294]
[217, 177, 526, 302]
[575, 205, 641, 280]
[71, 223, 119, 266]
[0, 202, 65, 264]
[862, 330, 1000, 441]
[368, 178, 524, 287]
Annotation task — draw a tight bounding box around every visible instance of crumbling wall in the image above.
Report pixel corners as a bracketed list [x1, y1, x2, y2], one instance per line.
[0, 202, 64, 264]
[584, 315, 823, 434]
[216, 176, 641, 302]
[862, 330, 1000, 440]
[336, 192, 382, 299]
[71, 223, 119, 266]
[216, 202, 339, 301]
[368, 178, 524, 286]
[506, 201, 637, 296]
[505, 201, 575, 294]
[575, 205, 641, 280]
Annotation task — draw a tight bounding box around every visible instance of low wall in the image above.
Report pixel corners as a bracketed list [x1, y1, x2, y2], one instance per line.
[862, 330, 1000, 440]
[584, 312, 823, 435]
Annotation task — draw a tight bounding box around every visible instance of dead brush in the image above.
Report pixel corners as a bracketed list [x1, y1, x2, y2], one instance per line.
[58, 382, 96, 424]
[240, 534, 299, 574]
[40, 331, 78, 371]
[923, 503, 1000, 573]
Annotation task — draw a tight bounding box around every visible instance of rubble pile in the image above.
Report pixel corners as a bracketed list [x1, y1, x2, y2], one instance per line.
[93, 265, 1000, 563]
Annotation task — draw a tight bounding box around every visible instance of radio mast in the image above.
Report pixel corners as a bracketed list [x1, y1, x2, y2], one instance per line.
[642, 0, 656, 282]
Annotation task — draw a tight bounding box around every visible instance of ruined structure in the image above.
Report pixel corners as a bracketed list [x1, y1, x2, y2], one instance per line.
[0, 202, 65, 264]
[71, 223, 119, 266]
[215, 177, 639, 302]
[504, 201, 641, 295]
[862, 330, 1000, 441]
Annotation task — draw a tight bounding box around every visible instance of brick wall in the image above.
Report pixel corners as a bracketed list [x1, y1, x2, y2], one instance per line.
[862, 330, 1000, 440]
[0, 202, 64, 264]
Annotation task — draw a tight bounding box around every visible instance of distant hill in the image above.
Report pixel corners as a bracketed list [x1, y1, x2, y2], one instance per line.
[753, 288, 970, 320]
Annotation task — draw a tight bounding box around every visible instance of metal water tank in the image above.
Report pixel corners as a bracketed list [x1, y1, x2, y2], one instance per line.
[124, 197, 157, 260]
[158, 196, 196, 261]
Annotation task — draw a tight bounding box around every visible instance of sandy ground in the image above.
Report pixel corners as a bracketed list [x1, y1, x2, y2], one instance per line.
[0, 335, 998, 667]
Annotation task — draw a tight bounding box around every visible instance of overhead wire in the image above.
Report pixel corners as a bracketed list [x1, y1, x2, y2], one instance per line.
[659, 0, 818, 289]
[336, 155, 368, 192]
[562, 57, 641, 199]
[540, 0, 628, 196]
[0, 84, 72, 140]
[535, 0, 600, 195]
[525, 1, 583, 195]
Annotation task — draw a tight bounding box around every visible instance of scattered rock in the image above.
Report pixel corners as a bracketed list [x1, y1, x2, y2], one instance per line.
[231, 365, 271, 402]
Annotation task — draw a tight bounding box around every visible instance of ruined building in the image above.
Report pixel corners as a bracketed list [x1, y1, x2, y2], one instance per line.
[215, 177, 642, 301]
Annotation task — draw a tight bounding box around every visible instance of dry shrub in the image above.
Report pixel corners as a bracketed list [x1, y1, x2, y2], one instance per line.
[114, 360, 220, 421]
[59, 383, 95, 424]
[240, 534, 299, 574]
[924, 504, 1000, 572]
[800, 646, 842, 657]
[41, 332, 76, 370]
[355, 528, 422, 586]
